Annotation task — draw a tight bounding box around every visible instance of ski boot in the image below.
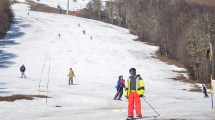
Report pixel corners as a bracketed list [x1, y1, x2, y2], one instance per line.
[126, 116, 134, 120]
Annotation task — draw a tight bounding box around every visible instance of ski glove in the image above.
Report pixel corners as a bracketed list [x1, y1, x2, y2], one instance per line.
[139, 94, 143, 97]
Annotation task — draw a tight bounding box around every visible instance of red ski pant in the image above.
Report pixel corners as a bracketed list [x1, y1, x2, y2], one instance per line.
[128, 92, 142, 117]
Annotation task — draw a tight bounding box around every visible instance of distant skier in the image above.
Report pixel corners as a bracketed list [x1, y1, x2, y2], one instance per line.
[57, 5, 63, 14]
[202, 84, 209, 98]
[125, 68, 144, 120]
[67, 68, 75, 85]
[113, 75, 125, 100]
[78, 23, 80, 27]
[83, 30, 85, 34]
[90, 36, 93, 40]
[58, 33, 61, 39]
[20, 64, 26, 78]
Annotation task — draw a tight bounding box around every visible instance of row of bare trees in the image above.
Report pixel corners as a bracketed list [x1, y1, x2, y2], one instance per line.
[81, 0, 215, 83]
[0, 0, 14, 39]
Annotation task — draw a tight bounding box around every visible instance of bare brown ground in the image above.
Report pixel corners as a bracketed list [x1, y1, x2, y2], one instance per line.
[0, 94, 48, 102]
[154, 52, 202, 92]
[26, 0, 65, 14]
[154, 52, 185, 68]
[12, 0, 66, 14]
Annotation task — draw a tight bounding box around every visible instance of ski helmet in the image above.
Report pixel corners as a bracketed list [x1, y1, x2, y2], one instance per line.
[129, 68, 136, 76]
[119, 75, 123, 79]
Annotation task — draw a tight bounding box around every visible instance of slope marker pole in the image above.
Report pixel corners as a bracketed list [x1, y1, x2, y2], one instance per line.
[46, 56, 51, 105]
[38, 56, 48, 95]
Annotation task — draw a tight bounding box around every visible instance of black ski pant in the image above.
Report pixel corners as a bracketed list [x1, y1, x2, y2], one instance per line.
[21, 72, 26, 78]
[204, 91, 209, 97]
[69, 77, 73, 85]
[114, 87, 123, 99]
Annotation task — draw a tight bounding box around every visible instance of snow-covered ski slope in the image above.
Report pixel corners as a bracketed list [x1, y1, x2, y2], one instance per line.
[0, 1, 214, 120]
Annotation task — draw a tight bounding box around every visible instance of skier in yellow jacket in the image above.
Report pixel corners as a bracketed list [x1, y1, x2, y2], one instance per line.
[68, 68, 75, 85]
[125, 68, 145, 120]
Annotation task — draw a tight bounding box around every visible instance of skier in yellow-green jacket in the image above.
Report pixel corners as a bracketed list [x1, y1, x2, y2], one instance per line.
[125, 68, 145, 120]
[68, 68, 75, 85]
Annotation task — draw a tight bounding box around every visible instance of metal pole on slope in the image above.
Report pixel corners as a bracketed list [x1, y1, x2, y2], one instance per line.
[142, 97, 160, 117]
[209, 43, 214, 112]
[46, 57, 51, 105]
[38, 56, 47, 95]
[67, 0, 70, 15]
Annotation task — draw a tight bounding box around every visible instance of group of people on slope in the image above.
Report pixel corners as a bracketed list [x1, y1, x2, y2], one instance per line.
[19, 63, 209, 119]
[114, 68, 145, 120]
[19, 65, 76, 86]
[117, 68, 210, 120]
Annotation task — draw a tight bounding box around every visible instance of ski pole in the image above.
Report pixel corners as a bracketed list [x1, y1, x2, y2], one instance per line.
[75, 77, 79, 85]
[142, 97, 160, 116]
[46, 57, 51, 105]
[38, 56, 47, 95]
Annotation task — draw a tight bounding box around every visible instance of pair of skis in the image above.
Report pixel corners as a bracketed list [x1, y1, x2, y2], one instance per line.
[126, 116, 158, 120]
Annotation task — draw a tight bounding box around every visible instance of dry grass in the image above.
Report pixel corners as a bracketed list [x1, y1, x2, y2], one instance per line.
[154, 52, 202, 92]
[0, 94, 48, 102]
[153, 52, 185, 68]
[26, 0, 66, 14]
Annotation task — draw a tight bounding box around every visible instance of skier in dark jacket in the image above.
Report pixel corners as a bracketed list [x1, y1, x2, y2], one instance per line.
[202, 84, 209, 98]
[113, 75, 125, 100]
[20, 64, 26, 78]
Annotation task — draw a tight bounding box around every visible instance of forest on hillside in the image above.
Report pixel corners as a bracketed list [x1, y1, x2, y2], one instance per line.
[79, 0, 215, 84]
[0, 0, 14, 39]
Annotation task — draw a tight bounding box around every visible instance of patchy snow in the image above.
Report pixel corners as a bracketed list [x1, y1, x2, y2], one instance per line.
[0, 2, 214, 120]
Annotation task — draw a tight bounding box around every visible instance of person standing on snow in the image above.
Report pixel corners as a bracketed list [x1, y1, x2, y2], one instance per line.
[58, 33, 61, 39]
[83, 30, 86, 34]
[202, 84, 209, 98]
[20, 64, 26, 78]
[113, 75, 125, 100]
[68, 68, 75, 85]
[125, 68, 144, 120]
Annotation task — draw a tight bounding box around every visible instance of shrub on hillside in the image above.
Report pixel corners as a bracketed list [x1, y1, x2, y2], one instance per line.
[0, 0, 14, 38]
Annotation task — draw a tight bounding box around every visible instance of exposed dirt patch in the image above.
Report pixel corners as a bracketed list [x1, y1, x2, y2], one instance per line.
[171, 73, 195, 84]
[153, 52, 185, 68]
[26, 0, 64, 14]
[0, 94, 48, 102]
[10, 0, 20, 4]
[154, 52, 202, 92]
[144, 42, 156, 46]
[12, 0, 65, 14]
